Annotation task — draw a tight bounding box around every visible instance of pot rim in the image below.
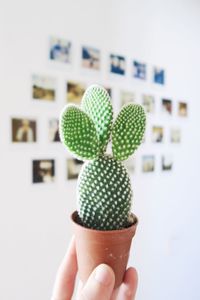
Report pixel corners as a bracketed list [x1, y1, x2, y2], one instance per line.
[71, 210, 138, 235]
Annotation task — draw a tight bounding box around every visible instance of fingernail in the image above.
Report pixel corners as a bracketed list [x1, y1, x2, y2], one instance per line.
[95, 264, 113, 286]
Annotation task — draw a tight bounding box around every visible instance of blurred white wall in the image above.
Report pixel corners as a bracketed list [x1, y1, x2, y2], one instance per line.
[0, 0, 200, 299]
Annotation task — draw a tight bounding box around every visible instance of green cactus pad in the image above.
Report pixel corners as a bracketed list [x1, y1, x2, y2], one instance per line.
[59, 104, 100, 160]
[112, 104, 146, 161]
[77, 155, 132, 230]
[81, 85, 113, 152]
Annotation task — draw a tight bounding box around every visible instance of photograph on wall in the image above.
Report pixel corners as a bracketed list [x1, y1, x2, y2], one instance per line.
[133, 60, 146, 80]
[110, 54, 126, 75]
[162, 155, 173, 171]
[32, 159, 55, 183]
[49, 119, 60, 142]
[67, 158, 83, 180]
[142, 155, 155, 173]
[178, 102, 188, 117]
[153, 67, 165, 85]
[142, 94, 155, 113]
[120, 90, 135, 107]
[170, 128, 181, 143]
[32, 74, 56, 101]
[12, 118, 37, 143]
[66, 81, 86, 104]
[152, 126, 164, 143]
[49, 37, 72, 64]
[82, 46, 100, 70]
[161, 98, 172, 115]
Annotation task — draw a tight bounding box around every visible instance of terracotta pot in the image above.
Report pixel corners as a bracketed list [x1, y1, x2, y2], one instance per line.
[71, 211, 138, 288]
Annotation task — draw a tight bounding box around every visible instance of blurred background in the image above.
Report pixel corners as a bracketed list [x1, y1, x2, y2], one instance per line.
[1, 0, 200, 299]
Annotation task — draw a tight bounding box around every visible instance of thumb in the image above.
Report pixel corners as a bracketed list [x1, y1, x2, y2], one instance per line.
[78, 264, 115, 300]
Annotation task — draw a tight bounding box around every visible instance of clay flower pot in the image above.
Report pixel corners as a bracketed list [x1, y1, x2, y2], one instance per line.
[71, 211, 138, 288]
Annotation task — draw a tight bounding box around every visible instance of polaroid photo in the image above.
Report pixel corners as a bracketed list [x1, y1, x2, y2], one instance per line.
[153, 67, 165, 85]
[162, 155, 173, 171]
[32, 74, 56, 102]
[12, 118, 37, 143]
[178, 102, 188, 117]
[49, 37, 72, 64]
[133, 60, 146, 80]
[82, 46, 100, 71]
[142, 94, 155, 113]
[152, 126, 164, 143]
[66, 81, 86, 104]
[161, 99, 172, 115]
[110, 54, 126, 76]
[67, 158, 83, 180]
[170, 128, 181, 143]
[120, 90, 135, 107]
[142, 155, 155, 173]
[49, 119, 60, 142]
[32, 159, 55, 183]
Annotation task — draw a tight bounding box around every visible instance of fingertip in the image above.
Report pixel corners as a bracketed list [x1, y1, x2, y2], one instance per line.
[121, 267, 138, 298]
[79, 264, 115, 300]
[94, 264, 115, 286]
[125, 267, 138, 285]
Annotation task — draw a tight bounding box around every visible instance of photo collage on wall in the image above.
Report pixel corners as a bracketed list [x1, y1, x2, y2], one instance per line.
[11, 35, 188, 183]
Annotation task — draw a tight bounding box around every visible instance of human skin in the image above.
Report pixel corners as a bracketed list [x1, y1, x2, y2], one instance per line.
[51, 237, 138, 300]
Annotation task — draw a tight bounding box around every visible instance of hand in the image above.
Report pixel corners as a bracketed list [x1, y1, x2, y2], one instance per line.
[51, 237, 138, 300]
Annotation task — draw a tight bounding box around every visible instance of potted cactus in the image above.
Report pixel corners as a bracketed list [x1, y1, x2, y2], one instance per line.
[59, 84, 146, 288]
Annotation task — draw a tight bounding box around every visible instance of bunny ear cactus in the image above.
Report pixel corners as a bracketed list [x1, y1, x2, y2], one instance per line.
[60, 84, 146, 230]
